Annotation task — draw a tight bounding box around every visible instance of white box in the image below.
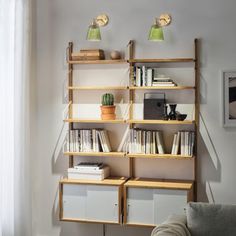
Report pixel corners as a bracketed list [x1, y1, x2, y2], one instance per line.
[68, 166, 110, 180]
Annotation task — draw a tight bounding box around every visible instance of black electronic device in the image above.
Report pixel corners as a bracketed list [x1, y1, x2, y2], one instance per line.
[143, 93, 166, 120]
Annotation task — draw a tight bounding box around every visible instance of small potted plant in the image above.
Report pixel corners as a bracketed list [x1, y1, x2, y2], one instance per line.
[100, 93, 116, 120]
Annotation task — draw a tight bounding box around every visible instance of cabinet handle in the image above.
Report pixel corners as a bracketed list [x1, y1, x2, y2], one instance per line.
[127, 204, 130, 216]
[114, 203, 118, 217]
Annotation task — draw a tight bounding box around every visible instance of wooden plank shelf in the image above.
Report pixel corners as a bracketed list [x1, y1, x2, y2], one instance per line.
[64, 119, 126, 124]
[129, 86, 195, 90]
[68, 86, 128, 90]
[129, 58, 195, 63]
[60, 177, 127, 186]
[124, 178, 193, 190]
[68, 59, 128, 65]
[64, 152, 126, 157]
[127, 119, 194, 125]
[127, 154, 194, 160]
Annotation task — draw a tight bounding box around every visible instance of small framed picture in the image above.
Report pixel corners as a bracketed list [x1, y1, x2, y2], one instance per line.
[222, 71, 236, 127]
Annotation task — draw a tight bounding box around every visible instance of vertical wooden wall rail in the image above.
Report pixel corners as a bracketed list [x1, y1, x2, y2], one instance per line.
[194, 38, 200, 201]
[128, 40, 135, 178]
[68, 42, 74, 168]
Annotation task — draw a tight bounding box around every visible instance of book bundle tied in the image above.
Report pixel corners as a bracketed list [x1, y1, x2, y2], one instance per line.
[133, 66, 177, 87]
[71, 49, 105, 61]
[68, 162, 110, 180]
[128, 129, 165, 154]
[171, 131, 195, 156]
[65, 129, 112, 153]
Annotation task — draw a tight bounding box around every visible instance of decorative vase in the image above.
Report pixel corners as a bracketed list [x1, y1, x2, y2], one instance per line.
[110, 51, 121, 60]
[169, 104, 177, 120]
[100, 105, 116, 120]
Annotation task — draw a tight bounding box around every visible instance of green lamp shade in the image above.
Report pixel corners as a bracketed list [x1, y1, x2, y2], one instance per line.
[86, 24, 101, 41]
[148, 24, 164, 41]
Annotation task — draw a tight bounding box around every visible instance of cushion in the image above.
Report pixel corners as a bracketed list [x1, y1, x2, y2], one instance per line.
[186, 202, 236, 236]
[151, 214, 191, 236]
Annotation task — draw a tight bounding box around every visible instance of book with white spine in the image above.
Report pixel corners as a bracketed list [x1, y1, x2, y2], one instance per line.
[184, 131, 189, 156]
[174, 131, 181, 155]
[156, 131, 165, 154]
[102, 130, 112, 152]
[147, 68, 153, 86]
[180, 132, 185, 155]
[171, 134, 177, 155]
[136, 67, 141, 87]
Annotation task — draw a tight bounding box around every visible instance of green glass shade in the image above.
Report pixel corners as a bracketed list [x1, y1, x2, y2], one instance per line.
[86, 23, 101, 41]
[148, 24, 164, 41]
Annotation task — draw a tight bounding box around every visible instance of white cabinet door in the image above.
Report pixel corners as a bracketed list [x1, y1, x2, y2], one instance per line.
[63, 184, 87, 219]
[126, 188, 154, 225]
[154, 189, 187, 224]
[86, 185, 119, 223]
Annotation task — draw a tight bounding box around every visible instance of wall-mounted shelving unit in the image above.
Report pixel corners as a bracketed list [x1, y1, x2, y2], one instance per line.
[59, 39, 199, 227]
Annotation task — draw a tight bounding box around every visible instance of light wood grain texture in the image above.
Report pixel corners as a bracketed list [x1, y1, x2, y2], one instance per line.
[124, 178, 193, 190]
[124, 222, 156, 227]
[60, 217, 120, 225]
[59, 182, 63, 220]
[68, 42, 74, 168]
[194, 38, 199, 201]
[68, 86, 128, 90]
[64, 152, 126, 157]
[60, 177, 127, 186]
[127, 154, 195, 160]
[68, 59, 128, 65]
[123, 186, 128, 224]
[127, 119, 194, 125]
[129, 58, 195, 63]
[64, 119, 126, 124]
[129, 86, 195, 90]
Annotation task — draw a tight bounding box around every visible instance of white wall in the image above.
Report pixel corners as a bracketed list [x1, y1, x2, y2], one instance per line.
[33, 0, 236, 235]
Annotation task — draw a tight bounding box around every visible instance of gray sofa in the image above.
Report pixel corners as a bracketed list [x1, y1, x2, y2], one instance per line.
[151, 202, 236, 236]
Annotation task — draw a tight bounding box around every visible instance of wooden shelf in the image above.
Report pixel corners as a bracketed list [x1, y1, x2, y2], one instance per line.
[60, 217, 120, 225]
[60, 177, 127, 186]
[129, 58, 195, 63]
[124, 178, 193, 190]
[64, 152, 126, 157]
[127, 119, 194, 125]
[64, 119, 126, 124]
[68, 59, 128, 65]
[129, 86, 195, 90]
[127, 154, 194, 160]
[68, 86, 128, 90]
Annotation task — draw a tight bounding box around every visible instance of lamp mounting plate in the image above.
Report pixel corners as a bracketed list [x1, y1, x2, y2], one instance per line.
[158, 14, 172, 27]
[95, 14, 109, 27]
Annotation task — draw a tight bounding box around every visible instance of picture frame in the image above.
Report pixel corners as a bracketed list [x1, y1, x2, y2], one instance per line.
[222, 70, 236, 127]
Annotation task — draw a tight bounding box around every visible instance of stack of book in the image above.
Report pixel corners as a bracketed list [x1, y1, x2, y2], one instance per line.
[133, 66, 177, 87]
[68, 162, 110, 180]
[66, 129, 112, 153]
[171, 131, 195, 156]
[128, 129, 165, 154]
[152, 77, 177, 87]
[71, 49, 105, 60]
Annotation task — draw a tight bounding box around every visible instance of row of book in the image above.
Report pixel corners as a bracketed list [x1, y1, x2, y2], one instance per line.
[68, 162, 110, 180]
[171, 131, 195, 156]
[128, 129, 165, 154]
[66, 129, 112, 153]
[133, 66, 177, 87]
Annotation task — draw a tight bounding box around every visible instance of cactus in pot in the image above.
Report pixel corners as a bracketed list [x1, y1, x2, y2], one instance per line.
[100, 93, 116, 120]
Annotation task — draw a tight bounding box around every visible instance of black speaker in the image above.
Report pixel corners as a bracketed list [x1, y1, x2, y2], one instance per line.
[143, 93, 165, 120]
